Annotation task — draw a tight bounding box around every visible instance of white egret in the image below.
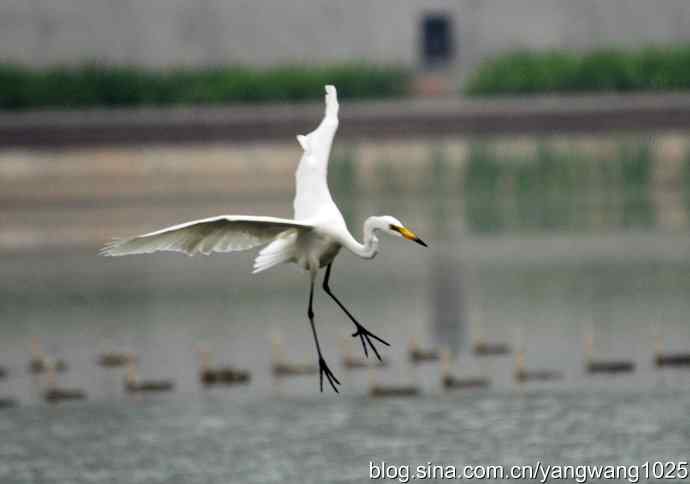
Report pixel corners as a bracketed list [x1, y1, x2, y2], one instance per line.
[101, 85, 427, 392]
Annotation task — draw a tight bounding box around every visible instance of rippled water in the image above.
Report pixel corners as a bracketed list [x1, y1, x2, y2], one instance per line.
[1, 136, 690, 482]
[1, 390, 689, 483]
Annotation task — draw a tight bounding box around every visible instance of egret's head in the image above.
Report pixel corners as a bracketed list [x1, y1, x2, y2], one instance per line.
[377, 216, 427, 247]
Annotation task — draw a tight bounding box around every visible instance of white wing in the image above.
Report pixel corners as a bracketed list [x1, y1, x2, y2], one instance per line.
[101, 215, 312, 257]
[293, 85, 339, 221]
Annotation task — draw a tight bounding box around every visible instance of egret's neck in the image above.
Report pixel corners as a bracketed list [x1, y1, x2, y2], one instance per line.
[344, 217, 379, 259]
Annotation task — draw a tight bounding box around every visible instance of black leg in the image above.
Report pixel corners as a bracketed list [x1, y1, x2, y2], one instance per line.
[322, 263, 390, 361]
[308, 278, 340, 393]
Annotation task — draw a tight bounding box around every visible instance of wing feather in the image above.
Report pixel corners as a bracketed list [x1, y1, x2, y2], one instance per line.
[100, 215, 312, 257]
[293, 85, 339, 220]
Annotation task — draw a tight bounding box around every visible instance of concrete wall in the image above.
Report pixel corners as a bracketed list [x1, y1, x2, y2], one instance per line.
[1, 1, 690, 73]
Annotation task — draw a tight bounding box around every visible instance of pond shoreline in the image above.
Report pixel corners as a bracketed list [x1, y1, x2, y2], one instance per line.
[2, 92, 690, 148]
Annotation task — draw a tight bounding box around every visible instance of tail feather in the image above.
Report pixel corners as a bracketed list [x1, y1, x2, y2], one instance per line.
[252, 232, 297, 274]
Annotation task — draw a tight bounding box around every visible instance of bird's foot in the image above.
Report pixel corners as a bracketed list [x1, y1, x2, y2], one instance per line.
[319, 357, 340, 393]
[351, 323, 390, 361]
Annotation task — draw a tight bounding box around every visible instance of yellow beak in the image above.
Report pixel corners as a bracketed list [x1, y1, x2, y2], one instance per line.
[396, 226, 428, 247]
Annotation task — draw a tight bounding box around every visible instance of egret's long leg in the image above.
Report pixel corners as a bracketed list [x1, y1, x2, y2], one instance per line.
[322, 263, 390, 360]
[307, 278, 340, 393]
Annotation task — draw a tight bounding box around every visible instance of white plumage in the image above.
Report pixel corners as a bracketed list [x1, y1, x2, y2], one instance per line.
[101, 85, 427, 393]
[101, 215, 310, 257]
[252, 231, 299, 274]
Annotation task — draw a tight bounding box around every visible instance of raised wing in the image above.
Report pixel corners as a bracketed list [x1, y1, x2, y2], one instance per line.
[293, 85, 339, 221]
[100, 215, 312, 257]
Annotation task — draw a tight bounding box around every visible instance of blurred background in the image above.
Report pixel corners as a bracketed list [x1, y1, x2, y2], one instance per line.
[1, 2, 690, 483]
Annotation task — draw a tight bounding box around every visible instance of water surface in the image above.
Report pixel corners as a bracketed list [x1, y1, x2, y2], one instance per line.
[1, 136, 689, 482]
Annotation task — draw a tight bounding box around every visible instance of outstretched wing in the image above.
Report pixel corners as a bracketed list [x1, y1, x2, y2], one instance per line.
[293, 85, 339, 221]
[101, 215, 312, 256]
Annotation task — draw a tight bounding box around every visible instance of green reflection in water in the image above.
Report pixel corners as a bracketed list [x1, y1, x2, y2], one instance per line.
[429, 147, 450, 238]
[682, 148, 690, 224]
[330, 146, 358, 225]
[619, 142, 654, 227]
[375, 156, 402, 194]
[463, 140, 655, 233]
[463, 143, 505, 233]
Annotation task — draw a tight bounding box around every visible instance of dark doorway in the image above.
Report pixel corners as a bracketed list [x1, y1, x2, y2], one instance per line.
[421, 14, 454, 69]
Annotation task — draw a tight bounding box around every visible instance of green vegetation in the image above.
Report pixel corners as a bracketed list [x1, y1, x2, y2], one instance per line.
[0, 64, 410, 110]
[464, 46, 690, 95]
